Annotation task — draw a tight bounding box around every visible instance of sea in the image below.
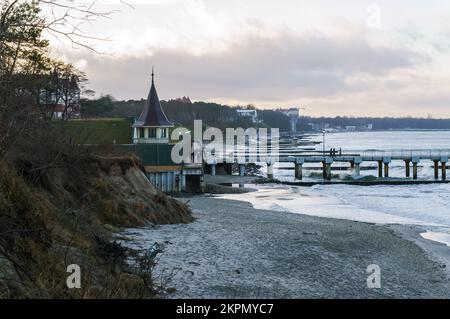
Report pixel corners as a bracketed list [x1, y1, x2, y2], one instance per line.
[219, 130, 450, 247]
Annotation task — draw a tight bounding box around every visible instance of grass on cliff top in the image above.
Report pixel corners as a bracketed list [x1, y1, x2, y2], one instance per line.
[65, 118, 133, 144]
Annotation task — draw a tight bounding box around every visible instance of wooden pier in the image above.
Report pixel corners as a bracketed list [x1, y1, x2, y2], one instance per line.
[206, 149, 450, 181]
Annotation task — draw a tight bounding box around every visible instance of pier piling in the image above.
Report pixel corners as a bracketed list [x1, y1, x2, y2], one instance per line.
[405, 160, 410, 178]
[377, 161, 383, 178]
[322, 157, 333, 180]
[267, 163, 274, 179]
[411, 157, 420, 180]
[353, 157, 362, 176]
[294, 158, 304, 180]
[382, 157, 391, 178]
[294, 164, 301, 180]
[434, 160, 439, 179]
[322, 162, 327, 179]
[413, 162, 418, 180]
[326, 164, 332, 180]
[225, 163, 233, 175]
[239, 164, 245, 177]
[439, 157, 448, 181]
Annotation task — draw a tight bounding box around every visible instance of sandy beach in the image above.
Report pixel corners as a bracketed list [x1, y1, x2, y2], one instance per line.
[120, 194, 450, 299]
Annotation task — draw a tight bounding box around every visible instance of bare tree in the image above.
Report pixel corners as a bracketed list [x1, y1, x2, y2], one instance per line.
[0, 0, 118, 163]
[41, 61, 86, 120]
[39, 0, 118, 53]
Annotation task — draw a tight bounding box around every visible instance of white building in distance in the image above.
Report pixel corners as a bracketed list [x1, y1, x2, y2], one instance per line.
[236, 109, 258, 123]
[282, 108, 300, 132]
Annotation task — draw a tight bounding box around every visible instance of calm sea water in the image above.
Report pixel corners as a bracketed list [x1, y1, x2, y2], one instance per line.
[222, 131, 450, 246]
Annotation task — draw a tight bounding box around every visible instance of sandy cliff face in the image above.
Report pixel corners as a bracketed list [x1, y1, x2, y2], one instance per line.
[90, 156, 194, 226]
[0, 155, 193, 298]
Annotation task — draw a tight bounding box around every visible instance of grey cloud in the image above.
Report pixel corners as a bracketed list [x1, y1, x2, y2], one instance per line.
[73, 32, 418, 104]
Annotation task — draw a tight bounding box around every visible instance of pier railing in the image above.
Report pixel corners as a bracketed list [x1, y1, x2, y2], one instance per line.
[351, 149, 450, 160]
[207, 148, 450, 161]
[232, 149, 450, 157]
[204, 148, 450, 181]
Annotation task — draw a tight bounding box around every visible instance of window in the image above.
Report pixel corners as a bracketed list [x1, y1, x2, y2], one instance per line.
[139, 128, 145, 138]
[149, 128, 156, 138]
[161, 128, 167, 138]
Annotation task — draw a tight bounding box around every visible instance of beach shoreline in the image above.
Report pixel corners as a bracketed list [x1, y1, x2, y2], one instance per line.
[391, 224, 450, 278]
[119, 194, 450, 299]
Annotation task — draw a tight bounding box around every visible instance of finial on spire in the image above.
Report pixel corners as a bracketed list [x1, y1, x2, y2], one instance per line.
[151, 66, 154, 84]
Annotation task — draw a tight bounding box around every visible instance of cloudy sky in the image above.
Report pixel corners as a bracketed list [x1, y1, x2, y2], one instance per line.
[48, 0, 450, 117]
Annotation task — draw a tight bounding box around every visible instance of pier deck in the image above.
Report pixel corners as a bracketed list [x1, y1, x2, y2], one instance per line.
[206, 149, 450, 181]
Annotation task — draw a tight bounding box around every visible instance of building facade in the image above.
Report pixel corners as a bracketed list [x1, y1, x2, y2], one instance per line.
[39, 72, 81, 119]
[281, 108, 300, 132]
[236, 109, 258, 123]
[127, 71, 203, 193]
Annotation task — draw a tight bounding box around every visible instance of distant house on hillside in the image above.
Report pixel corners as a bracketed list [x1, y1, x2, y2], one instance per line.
[281, 108, 300, 132]
[38, 71, 81, 120]
[9, 72, 81, 119]
[236, 109, 258, 123]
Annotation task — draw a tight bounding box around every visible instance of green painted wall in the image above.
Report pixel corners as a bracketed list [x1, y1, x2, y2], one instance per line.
[119, 144, 177, 166]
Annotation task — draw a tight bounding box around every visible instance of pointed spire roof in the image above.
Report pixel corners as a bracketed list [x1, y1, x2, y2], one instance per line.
[133, 69, 173, 127]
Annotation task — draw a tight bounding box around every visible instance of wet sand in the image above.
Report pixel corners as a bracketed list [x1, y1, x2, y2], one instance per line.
[120, 196, 450, 298]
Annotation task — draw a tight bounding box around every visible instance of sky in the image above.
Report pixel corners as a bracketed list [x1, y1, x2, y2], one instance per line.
[46, 0, 450, 117]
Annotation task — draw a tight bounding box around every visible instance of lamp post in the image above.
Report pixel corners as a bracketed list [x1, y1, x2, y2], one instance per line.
[322, 129, 326, 184]
[322, 129, 326, 156]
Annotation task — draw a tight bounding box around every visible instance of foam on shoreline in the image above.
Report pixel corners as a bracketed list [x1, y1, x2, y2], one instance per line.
[216, 183, 450, 246]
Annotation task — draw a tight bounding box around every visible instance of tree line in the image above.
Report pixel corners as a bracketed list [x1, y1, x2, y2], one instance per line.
[81, 97, 293, 131]
[1, 0, 164, 298]
[81, 96, 450, 131]
[298, 116, 450, 131]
